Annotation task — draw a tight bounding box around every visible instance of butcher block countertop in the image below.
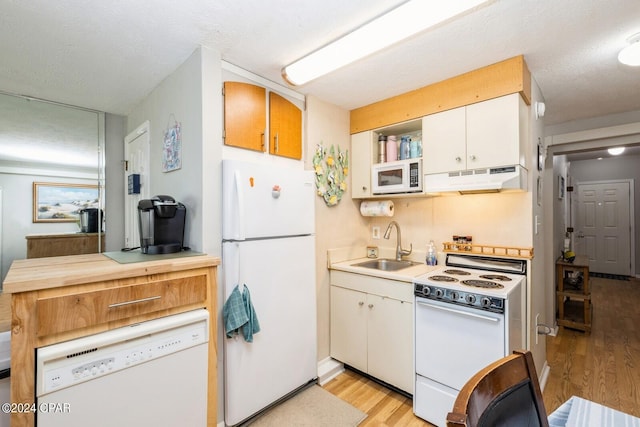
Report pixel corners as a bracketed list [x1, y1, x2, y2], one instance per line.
[3, 252, 220, 294]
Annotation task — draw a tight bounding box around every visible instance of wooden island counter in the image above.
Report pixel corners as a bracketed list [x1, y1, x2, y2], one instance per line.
[2, 252, 220, 427]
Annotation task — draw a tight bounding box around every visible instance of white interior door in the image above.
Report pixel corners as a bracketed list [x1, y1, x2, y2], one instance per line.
[123, 122, 150, 249]
[574, 180, 632, 275]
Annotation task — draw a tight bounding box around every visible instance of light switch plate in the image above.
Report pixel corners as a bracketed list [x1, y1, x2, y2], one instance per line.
[372, 226, 380, 239]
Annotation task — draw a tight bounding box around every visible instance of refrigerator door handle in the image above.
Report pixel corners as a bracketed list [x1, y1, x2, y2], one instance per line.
[234, 170, 246, 240]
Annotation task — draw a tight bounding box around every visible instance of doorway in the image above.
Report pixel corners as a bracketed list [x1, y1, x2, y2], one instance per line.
[574, 180, 634, 276]
[123, 121, 150, 249]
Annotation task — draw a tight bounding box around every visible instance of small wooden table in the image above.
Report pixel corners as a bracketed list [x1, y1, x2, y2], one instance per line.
[556, 255, 591, 332]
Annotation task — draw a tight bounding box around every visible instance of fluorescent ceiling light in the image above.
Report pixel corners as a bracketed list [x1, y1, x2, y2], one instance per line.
[607, 147, 625, 155]
[618, 33, 640, 66]
[282, 0, 489, 85]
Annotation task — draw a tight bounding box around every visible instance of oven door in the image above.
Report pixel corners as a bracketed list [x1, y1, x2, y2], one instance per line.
[415, 296, 506, 390]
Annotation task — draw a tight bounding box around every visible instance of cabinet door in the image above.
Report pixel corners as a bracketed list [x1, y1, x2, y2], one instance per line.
[466, 93, 522, 169]
[350, 131, 372, 198]
[330, 286, 367, 372]
[223, 82, 266, 152]
[269, 92, 302, 159]
[367, 295, 413, 393]
[422, 107, 466, 174]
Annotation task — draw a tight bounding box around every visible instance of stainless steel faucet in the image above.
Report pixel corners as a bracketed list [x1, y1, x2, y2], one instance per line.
[384, 221, 412, 261]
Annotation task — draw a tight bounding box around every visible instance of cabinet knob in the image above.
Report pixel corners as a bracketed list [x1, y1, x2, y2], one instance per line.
[455, 156, 462, 162]
[368, 304, 374, 309]
[469, 155, 477, 161]
[358, 301, 364, 306]
[362, 186, 367, 191]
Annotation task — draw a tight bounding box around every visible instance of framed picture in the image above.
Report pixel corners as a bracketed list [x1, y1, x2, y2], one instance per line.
[558, 176, 565, 200]
[33, 182, 99, 223]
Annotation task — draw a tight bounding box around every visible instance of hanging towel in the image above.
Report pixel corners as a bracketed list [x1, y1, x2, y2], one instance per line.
[241, 284, 260, 342]
[223, 284, 261, 342]
[223, 285, 249, 339]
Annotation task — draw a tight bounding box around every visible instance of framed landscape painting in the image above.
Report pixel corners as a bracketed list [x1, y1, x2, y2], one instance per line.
[33, 182, 99, 223]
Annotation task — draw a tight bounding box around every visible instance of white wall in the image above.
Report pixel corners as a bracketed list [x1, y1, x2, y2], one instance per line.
[127, 48, 207, 252]
[306, 95, 370, 361]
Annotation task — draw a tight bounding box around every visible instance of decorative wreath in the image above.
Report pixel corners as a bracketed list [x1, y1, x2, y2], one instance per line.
[312, 143, 349, 206]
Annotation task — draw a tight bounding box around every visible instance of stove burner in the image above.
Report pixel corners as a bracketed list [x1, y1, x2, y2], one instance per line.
[479, 274, 512, 282]
[429, 275, 459, 282]
[443, 269, 471, 276]
[461, 279, 504, 289]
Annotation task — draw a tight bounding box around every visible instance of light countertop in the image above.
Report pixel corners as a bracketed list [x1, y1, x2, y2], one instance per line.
[328, 246, 442, 282]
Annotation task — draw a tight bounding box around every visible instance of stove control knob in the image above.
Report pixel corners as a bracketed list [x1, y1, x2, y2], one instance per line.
[423, 287, 431, 296]
[481, 297, 492, 308]
[451, 291, 460, 301]
[435, 288, 444, 298]
[466, 294, 477, 304]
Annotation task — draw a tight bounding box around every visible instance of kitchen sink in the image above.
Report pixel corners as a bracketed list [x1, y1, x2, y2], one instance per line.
[352, 258, 419, 271]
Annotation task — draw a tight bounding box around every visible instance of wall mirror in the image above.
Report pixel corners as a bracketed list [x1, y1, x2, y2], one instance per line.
[0, 92, 105, 282]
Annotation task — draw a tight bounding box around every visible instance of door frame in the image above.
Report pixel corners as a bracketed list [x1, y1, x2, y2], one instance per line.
[572, 178, 635, 276]
[123, 121, 150, 249]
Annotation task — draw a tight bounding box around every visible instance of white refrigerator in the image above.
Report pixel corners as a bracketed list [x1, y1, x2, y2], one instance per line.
[222, 159, 317, 426]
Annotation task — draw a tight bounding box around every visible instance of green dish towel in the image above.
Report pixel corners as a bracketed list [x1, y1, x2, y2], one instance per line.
[223, 284, 260, 342]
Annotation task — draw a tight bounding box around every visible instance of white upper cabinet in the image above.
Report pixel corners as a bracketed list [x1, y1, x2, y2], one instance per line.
[350, 131, 373, 198]
[422, 106, 466, 174]
[423, 93, 527, 174]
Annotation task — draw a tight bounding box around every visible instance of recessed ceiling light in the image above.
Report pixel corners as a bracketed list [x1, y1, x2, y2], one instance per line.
[282, 0, 489, 85]
[607, 147, 625, 155]
[618, 33, 640, 66]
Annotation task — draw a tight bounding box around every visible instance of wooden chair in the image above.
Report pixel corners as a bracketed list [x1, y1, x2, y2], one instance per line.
[446, 350, 549, 427]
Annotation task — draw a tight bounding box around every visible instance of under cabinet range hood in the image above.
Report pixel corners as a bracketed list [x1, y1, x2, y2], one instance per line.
[425, 165, 527, 195]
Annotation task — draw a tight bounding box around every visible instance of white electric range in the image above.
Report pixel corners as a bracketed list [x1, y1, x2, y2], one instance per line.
[413, 253, 527, 427]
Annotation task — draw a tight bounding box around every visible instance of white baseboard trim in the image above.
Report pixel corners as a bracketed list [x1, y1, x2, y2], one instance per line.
[317, 357, 344, 386]
[539, 360, 551, 391]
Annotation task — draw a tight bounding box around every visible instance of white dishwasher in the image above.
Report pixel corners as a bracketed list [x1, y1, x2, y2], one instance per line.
[36, 309, 209, 427]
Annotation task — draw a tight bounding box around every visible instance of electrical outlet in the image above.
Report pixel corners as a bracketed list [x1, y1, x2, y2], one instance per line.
[372, 226, 380, 239]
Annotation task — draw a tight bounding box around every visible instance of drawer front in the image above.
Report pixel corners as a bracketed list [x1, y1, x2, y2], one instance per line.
[36, 275, 207, 336]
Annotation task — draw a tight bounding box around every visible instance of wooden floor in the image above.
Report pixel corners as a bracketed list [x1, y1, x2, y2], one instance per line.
[323, 275, 640, 425]
[543, 275, 640, 417]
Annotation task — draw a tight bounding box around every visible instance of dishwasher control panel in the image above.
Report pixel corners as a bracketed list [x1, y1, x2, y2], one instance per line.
[36, 310, 209, 396]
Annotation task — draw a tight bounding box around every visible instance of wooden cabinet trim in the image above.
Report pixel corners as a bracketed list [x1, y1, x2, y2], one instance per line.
[350, 55, 531, 134]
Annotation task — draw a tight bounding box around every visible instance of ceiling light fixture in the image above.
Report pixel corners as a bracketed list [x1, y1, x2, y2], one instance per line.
[607, 147, 625, 155]
[282, 0, 489, 86]
[618, 33, 640, 66]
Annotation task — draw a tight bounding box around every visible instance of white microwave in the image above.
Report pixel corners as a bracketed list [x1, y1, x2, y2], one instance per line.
[372, 159, 423, 194]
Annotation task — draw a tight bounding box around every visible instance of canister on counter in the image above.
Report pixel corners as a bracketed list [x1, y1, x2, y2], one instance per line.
[378, 135, 387, 163]
[386, 135, 398, 162]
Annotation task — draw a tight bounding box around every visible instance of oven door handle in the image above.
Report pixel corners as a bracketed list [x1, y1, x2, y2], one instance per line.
[417, 301, 500, 322]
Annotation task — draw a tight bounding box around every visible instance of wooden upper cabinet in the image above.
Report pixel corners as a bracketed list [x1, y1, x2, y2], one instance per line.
[224, 81, 266, 152]
[269, 91, 302, 159]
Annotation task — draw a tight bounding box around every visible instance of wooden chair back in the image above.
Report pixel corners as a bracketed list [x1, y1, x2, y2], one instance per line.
[446, 350, 549, 427]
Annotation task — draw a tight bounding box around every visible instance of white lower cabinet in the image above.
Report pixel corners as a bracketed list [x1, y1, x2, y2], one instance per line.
[330, 271, 413, 394]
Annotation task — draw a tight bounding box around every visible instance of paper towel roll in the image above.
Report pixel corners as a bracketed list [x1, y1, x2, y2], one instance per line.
[360, 201, 394, 217]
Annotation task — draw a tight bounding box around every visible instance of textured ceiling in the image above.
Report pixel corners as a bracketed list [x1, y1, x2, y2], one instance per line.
[1, 0, 640, 129]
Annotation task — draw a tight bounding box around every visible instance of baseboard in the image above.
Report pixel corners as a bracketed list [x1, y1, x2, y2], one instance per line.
[539, 360, 551, 391]
[317, 357, 344, 386]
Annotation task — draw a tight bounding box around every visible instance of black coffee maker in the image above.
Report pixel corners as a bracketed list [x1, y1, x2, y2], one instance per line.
[137, 195, 186, 254]
[79, 208, 103, 233]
